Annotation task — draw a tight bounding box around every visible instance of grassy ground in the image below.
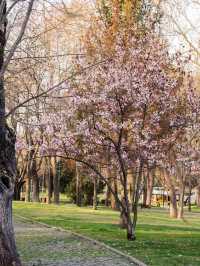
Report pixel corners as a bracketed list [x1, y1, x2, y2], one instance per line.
[15, 217, 133, 266]
[13, 202, 200, 266]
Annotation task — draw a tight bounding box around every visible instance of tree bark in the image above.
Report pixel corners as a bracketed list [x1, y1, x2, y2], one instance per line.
[119, 197, 135, 240]
[132, 161, 143, 236]
[119, 211, 127, 229]
[25, 175, 31, 202]
[188, 179, 192, 212]
[25, 148, 34, 202]
[196, 184, 200, 208]
[178, 182, 185, 219]
[13, 180, 24, 201]
[146, 170, 154, 207]
[52, 157, 60, 204]
[164, 169, 178, 218]
[0, 191, 21, 266]
[32, 174, 39, 202]
[75, 163, 82, 206]
[105, 165, 112, 207]
[169, 187, 178, 218]
[0, 127, 22, 265]
[46, 157, 52, 204]
[31, 157, 39, 202]
[105, 183, 110, 206]
[111, 176, 120, 210]
[93, 177, 97, 210]
[0, 1, 22, 262]
[142, 172, 147, 207]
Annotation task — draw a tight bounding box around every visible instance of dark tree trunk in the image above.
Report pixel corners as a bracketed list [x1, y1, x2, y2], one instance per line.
[119, 201, 135, 241]
[111, 176, 120, 210]
[31, 157, 40, 202]
[0, 1, 22, 263]
[53, 174, 60, 204]
[142, 172, 147, 207]
[187, 178, 192, 212]
[0, 190, 21, 266]
[13, 180, 24, 201]
[75, 163, 82, 207]
[93, 177, 97, 210]
[25, 175, 31, 202]
[119, 197, 128, 229]
[13, 187, 21, 201]
[25, 149, 34, 203]
[131, 171, 136, 212]
[119, 211, 127, 229]
[46, 158, 53, 204]
[52, 157, 60, 205]
[32, 174, 39, 202]
[133, 162, 143, 226]
[105, 152, 111, 207]
[0, 127, 22, 265]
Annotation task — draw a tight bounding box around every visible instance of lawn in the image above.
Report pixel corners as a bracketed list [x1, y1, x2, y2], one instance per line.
[13, 202, 200, 266]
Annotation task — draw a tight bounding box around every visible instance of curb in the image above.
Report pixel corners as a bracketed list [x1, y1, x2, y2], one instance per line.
[15, 214, 147, 266]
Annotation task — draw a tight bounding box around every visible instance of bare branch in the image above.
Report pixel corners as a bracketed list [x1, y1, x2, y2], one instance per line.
[0, 0, 35, 77]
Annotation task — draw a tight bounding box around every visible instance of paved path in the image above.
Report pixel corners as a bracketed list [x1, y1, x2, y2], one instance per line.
[14, 217, 136, 266]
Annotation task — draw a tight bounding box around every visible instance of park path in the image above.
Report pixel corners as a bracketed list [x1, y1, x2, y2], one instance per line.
[14, 217, 137, 266]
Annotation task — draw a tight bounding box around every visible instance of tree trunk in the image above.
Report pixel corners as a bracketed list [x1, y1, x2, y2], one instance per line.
[169, 187, 178, 218]
[25, 148, 35, 203]
[52, 157, 60, 205]
[111, 176, 120, 210]
[120, 207, 135, 240]
[105, 183, 110, 207]
[119, 197, 128, 228]
[46, 157, 52, 204]
[13, 181, 24, 201]
[196, 184, 200, 208]
[31, 158, 40, 202]
[32, 174, 39, 202]
[119, 210, 127, 229]
[25, 175, 31, 202]
[164, 169, 178, 218]
[131, 170, 136, 212]
[146, 170, 154, 207]
[75, 163, 82, 206]
[53, 175, 60, 204]
[105, 152, 111, 207]
[132, 161, 143, 234]
[178, 183, 185, 219]
[188, 179, 192, 212]
[142, 173, 147, 207]
[0, 15, 22, 259]
[127, 217, 135, 241]
[0, 127, 22, 265]
[93, 177, 97, 210]
[0, 192, 21, 266]
[13, 187, 21, 201]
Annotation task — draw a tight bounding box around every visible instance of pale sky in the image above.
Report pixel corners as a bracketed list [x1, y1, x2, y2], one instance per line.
[162, 1, 200, 54]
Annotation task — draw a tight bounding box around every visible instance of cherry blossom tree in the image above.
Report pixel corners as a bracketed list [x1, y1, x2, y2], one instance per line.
[34, 27, 197, 240]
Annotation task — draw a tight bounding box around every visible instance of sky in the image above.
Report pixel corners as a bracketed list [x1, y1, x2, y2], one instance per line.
[164, 1, 200, 50]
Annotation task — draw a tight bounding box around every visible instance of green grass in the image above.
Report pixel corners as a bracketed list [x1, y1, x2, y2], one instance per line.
[13, 202, 200, 266]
